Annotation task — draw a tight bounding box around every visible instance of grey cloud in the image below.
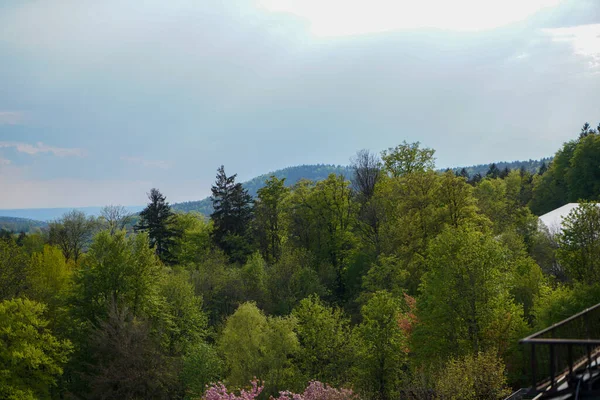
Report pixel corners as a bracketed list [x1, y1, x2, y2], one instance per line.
[0, 0, 599, 207]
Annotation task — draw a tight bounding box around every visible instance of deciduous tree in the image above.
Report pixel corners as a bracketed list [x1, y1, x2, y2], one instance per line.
[0, 298, 72, 400]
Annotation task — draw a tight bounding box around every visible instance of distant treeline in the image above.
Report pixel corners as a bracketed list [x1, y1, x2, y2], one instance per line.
[451, 157, 552, 180]
[0, 216, 47, 234]
[173, 164, 352, 215]
[172, 160, 551, 216]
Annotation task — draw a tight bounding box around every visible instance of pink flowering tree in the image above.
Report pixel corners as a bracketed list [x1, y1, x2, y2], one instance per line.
[273, 381, 358, 400]
[202, 380, 357, 400]
[203, 379, 263, 400]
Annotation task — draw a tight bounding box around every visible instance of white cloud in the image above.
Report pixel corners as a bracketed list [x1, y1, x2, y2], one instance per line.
[544, 24, 600, 69]
[0, 141, 86, 157]
[0, 157, 11, 166]
[120, 156, 170, 169]
[258, 0, 563, 36]
[0, 111, 25, 125]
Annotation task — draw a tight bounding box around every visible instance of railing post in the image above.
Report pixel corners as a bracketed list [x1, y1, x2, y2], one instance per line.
[587, 344, 592, 367]
[531, 343, 537, 392]
[568, 344, 573, 378]
[550, 344, 556, 387]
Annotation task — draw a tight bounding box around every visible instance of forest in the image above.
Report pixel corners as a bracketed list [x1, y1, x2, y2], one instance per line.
[2, 122, 600, 400]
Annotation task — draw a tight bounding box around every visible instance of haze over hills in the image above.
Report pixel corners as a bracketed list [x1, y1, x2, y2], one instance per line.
[0, 216, 48, 233]
[0, 206, 144, 223]
[0, 158, 549, 222]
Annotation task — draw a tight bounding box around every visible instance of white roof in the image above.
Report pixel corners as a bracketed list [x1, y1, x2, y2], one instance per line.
[538, 203, 598, 233]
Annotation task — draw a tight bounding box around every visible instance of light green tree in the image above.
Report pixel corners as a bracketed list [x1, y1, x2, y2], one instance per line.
[159, 269, 207, 356]
[72, 230, 162, 324]
[380, 141, 435, 178]
[171, 212, 213, 266]
[437, 171, 482, 229]
[435, 350, 511, 400]
[266, 246, 326, 315]
[413, 226, 527, 364]
[26, 245, 72, 311]
[220, 302, 267, 386]
[556, 202, 600, 282]
[254, 176, 289, 264]
[181, 342, 223, 399]
[0, 298, 72, 400]
[292, 295, 352, 386]
[373, 171, 441, 294]
[284, 174, 356, 299]
[219, 302, 299, 395]
[241, 252, 269, 307]
[352, 291, 406, 400]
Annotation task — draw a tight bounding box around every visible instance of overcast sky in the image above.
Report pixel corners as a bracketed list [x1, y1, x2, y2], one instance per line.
[1, 0, 599, 208]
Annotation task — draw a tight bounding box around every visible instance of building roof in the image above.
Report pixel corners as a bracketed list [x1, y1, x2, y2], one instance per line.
[538, 203, 580, 233]
[538, 203, 600, 233]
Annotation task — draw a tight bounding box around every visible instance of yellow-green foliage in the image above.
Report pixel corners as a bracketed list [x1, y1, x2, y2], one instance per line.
[0, 298, 72, 400]
[435, 350, 511, 400]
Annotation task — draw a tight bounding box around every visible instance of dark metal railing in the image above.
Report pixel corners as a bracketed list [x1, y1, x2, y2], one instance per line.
[520, 303, 600, 398]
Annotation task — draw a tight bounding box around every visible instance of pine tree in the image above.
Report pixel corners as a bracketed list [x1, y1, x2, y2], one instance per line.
[499, 167, 510, 179]
[210, 166, 253, 263]
[135, 188, 178, 264]
[538, 162, 548, 175]
[486, 163, 500, 179]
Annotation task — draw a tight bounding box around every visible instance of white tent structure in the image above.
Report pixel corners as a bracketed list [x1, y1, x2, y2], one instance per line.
[538, 203, 600, 233]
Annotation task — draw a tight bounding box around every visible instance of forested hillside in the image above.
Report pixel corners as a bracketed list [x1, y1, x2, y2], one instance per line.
[0, 216, 47, 233]
[173, 164, 352, 214]
[3, 125, 600, 400]
[172, 160, 549, 216]
[451, 157, 552, 180]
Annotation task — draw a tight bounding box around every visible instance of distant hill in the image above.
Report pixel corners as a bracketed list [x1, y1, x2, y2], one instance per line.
[0, 216, 48, 233]
[450, 157, 552, 178]
[0, 159, 551, 220]
[173, 164, 352, 215]
[0, 206, 144, 222]
[173, 159, 550, 215]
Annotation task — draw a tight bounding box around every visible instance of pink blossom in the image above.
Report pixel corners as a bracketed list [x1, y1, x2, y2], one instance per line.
[203, 379, 263, 400]
[273, 381, 357, 400]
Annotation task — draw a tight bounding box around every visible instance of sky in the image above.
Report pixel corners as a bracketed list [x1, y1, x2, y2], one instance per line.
[1, 0, 599, 209]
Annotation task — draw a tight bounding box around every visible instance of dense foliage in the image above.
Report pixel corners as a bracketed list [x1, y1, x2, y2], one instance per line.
[2, 123, 600, 399]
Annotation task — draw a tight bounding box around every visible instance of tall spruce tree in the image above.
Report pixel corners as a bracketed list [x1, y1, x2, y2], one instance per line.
[210, 166, 253, 263]
[135, 188, 178, 264]
[486, 163, 500, 179]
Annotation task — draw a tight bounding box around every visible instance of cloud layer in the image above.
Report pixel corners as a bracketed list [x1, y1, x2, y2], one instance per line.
[0, 0, 599, 208]
[0, 111, 25, 125]
[0, 142, 86, 157]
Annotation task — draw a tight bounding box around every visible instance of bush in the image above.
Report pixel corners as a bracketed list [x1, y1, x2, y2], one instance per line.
[435, 350, 510, 400]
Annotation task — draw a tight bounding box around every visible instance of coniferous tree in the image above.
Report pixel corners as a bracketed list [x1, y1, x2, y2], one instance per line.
[468, 172, 483, 185]
[486, 163, 500, 179]
[135, 188, 179, 264]
[210, 166, 254, 263]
